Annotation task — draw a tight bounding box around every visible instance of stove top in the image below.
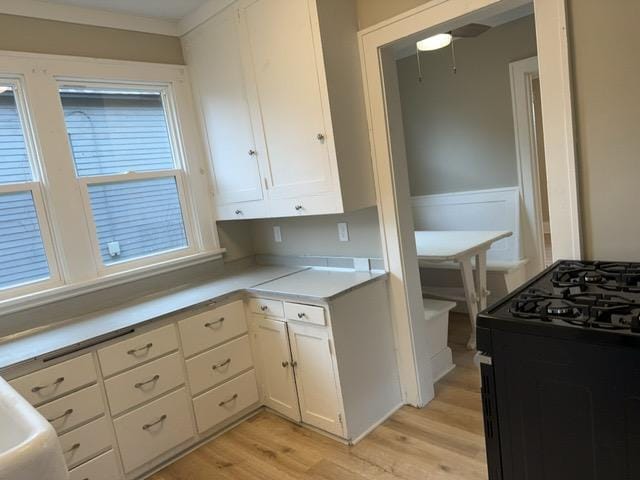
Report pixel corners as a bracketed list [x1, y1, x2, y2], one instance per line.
[484, 261, 640, 337]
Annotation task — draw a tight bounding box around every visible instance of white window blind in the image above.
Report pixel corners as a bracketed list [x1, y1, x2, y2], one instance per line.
[59, 87, 191, 267]
[0, 86, 52, 291]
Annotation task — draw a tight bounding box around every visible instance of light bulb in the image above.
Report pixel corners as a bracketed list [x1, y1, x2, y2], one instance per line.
[416, 33, 453, 51]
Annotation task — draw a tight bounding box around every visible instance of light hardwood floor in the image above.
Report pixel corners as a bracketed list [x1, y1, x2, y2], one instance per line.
[150, 314, 487, 480]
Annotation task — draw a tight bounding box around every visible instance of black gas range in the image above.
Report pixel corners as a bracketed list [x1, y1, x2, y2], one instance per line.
[477, 260, 640, 480]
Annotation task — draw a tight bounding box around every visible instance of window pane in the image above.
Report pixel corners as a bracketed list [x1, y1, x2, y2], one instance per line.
[0, 86, 33, 184]
[59, 89, 176, 177]
[0, 191, 50, 290]
[88, 177, 188, 265]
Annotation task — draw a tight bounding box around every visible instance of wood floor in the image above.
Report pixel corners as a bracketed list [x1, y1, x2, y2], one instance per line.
[150, 314, 487, 480]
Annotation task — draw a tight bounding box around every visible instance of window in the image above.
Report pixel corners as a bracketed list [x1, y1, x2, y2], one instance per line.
[0, 82, 55, 292]
[59, 86, 193, 268]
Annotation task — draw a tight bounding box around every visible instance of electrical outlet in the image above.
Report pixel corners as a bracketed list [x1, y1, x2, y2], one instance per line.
[338, 222, 349, 242]
[273, 226, 282, 243]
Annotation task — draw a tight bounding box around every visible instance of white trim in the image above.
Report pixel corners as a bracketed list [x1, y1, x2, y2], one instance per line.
[0, 0, 180, 36]
[358, 0, 581, 405]
[510, 56, 545, 277]
[349, 402, 403, 445]
[533, 0, 582, 260]
[178, 0, 236, 36]
[0, 249, 224, 317]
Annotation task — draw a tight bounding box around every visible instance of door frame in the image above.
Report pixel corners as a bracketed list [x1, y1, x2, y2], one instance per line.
[509, 56, 545, 276]
[358, 0, 581, 406]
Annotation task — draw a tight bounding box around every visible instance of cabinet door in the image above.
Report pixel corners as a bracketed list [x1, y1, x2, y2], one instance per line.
[183, 7, 264, 205]
[288, 322, 343, 436]
[240, 0, 334, 199]
[250, 316, 300, 421]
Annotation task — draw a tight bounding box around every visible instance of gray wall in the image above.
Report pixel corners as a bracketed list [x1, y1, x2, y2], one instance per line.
[396, 15, 537, 196]
[0, 14, 184, 64]
[217, 207, 383, 261]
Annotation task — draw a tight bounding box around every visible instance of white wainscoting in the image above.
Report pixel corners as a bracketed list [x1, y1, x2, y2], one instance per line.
[411, 187, 522, 263]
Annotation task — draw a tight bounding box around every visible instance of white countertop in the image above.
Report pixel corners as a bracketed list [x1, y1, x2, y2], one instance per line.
[249, 268, 387, 301]
[0, 265, 387, 371]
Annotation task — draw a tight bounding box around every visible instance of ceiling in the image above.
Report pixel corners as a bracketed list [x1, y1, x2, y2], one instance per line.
[40, 0, 210, 20]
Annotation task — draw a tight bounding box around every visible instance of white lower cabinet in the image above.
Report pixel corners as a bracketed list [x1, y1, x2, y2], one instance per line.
[68, 450, 120, 480]
[59, 416, 111, 469]
[113, 388, 195, 474]
[250, 316, 300, 421]
[193, 369, 260, 434]
[288, 322, 342, 436]
[37, 384, 104, 434]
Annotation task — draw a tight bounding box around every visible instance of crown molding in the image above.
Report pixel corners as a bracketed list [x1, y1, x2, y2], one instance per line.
[0, 0, 180, 36]
[178, 0, 235, 35]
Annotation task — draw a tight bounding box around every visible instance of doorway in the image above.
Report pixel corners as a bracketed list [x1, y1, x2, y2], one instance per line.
[358, 0, 581, 407]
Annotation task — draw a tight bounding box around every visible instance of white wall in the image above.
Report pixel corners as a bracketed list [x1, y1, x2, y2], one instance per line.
[396, 15, 537, 196]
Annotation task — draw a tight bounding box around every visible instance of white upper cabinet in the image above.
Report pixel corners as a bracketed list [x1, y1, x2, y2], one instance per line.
[183, 0, 375, 220]
[183, 7, 265, 213]
[240, 0, 333, 199]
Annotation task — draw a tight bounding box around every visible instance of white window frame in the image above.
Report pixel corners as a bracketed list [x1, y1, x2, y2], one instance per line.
[0, 76, 62, 300]
[0, 51, 222, 313]
[58, 80, 201, 275]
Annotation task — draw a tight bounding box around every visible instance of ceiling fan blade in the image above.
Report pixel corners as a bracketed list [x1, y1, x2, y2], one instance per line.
[450, 23, 491, 38]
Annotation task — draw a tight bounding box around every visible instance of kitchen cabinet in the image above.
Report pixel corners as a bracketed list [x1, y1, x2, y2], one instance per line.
[288, 321, 342, 436]
[183, 0, 375, 220]
[182, 6, 265, 212]
[250, 316, 301, 421]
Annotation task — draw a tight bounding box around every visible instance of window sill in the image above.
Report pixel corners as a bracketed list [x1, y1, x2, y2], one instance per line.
[0, 249, 225, 317]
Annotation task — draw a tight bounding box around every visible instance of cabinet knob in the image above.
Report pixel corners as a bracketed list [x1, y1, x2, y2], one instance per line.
[281, 361, 289, 368]
[248, 149, 257, 156]
[317, 133, 325, 142]
[235, 210, 243, 215]
[291, 361, 298, 368]
[294, 205, 303, 211]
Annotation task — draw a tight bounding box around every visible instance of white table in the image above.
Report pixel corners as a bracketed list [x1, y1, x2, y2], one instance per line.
[415, 230, 513, 350]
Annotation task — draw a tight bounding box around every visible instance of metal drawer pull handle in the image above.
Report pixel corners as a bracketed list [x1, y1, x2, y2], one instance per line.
[64, 443, 80, 454]
[260, 305, 268, 312]
[134, 374, 160, 389]
[212, 358, 231, 370]
[32, 377, 65, 393]
[281, 361, 289, 368]
[297, 312, 307, 319]
[142, 414, 167, 431]
[218, 393, 238, 407]
[127, 343, 153, 356]
[47, 408, 73, 422]
[204, 317, 225, 328]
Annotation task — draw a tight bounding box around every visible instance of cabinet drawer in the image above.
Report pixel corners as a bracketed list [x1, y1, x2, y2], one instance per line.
[105, 352, 184, 416]
[193, 369, 259, 434]
[59, 416, 111, 469]
[113, 388, 194, 473]
[179, 301, 247, 357]
[37, 384, 104, 434]
[284, 302, 326, 326]
[68, 449, 120, 480]
[268, 194, 340, 218]
[98, 325, 178, 377]
[186, 335, 253, 395]
[216, 202, 268, 220]
[248, 298, 284, 317]
[10, 354, 96, 406]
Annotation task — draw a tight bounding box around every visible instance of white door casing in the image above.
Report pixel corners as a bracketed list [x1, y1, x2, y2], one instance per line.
[358, 0, 581, 406]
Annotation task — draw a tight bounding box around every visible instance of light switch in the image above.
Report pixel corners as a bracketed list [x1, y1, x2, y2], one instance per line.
[338, 222, 349, 242]
[273, 226, 282, 243]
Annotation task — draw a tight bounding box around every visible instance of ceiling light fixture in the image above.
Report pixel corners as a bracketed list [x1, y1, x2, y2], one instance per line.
[416, 33, 453, 51]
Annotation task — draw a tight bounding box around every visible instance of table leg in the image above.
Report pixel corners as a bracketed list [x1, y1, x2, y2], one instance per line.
[459, 257, 479, 350]
[475, 251, 489, 311]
